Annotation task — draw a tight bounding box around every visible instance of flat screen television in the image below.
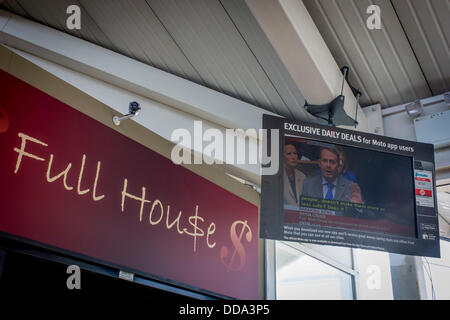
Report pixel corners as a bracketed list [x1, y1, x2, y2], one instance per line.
[260, 114, 440, 257]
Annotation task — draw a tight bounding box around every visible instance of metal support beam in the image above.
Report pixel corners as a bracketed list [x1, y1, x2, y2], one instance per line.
[245, 0, 368, 131]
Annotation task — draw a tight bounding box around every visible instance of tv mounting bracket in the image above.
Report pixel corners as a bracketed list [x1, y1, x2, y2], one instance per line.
[304, 66, 362, 127]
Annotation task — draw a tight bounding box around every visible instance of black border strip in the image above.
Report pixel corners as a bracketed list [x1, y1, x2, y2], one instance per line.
[0, 231, 233, 300]
[261, 114, 440, 258]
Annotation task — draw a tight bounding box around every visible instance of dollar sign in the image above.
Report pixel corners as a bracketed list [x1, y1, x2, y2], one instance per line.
[220, 220, 252, 271]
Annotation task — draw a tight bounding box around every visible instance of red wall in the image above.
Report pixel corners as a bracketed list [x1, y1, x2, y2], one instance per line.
[0, 70, 259, 299]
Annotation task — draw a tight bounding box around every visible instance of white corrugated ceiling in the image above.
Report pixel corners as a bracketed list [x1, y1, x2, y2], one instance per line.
[392, 0, 450, 96]
[0, 0, 306, 119]
[303, 0, 450, 108]
[2, 0, 448, 111]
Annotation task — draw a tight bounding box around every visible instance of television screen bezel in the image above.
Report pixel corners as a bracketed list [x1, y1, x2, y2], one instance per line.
[260, 114, 440, 258]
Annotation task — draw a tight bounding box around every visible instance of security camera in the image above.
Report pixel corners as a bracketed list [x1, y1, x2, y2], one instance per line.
[129, 101, 141, 115]
[113, 101, 141, 126]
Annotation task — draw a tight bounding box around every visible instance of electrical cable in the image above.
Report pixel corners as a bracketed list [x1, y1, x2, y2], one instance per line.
[423, 257, 436, 300]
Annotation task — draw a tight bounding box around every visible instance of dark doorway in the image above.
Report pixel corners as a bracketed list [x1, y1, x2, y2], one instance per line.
[1, 250, 198, 302]
[0, 249, 197, 302]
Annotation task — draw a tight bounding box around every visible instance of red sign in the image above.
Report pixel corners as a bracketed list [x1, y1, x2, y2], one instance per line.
[416, 189, 432, 197]
[0, 70, 258, 299]
[0, 105, 9, 133]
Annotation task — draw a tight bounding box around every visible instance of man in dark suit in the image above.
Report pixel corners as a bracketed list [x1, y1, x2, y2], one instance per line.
[302, 147, 363, 204]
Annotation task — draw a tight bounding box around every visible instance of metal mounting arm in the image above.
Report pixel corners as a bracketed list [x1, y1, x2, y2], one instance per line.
[304, 66, 361, 127]
[113, 101, 141, 126]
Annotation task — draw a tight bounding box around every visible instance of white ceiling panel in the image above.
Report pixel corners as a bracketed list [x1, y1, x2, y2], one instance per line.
[78, 0, 203, 83]
[148, 0, 292, 115]
[3, 0, 116, 51]
[303, 0, 432, 108]
[392, 0, 450, 96]
[1, 0, 447, 113]
[0, 0, 306, 119]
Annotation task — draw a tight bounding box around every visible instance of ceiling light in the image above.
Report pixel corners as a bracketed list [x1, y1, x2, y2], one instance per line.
[405, 100, 423, 119]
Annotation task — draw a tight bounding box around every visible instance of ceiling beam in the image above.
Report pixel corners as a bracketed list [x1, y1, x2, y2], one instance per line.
[245, 0, 368, 131]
